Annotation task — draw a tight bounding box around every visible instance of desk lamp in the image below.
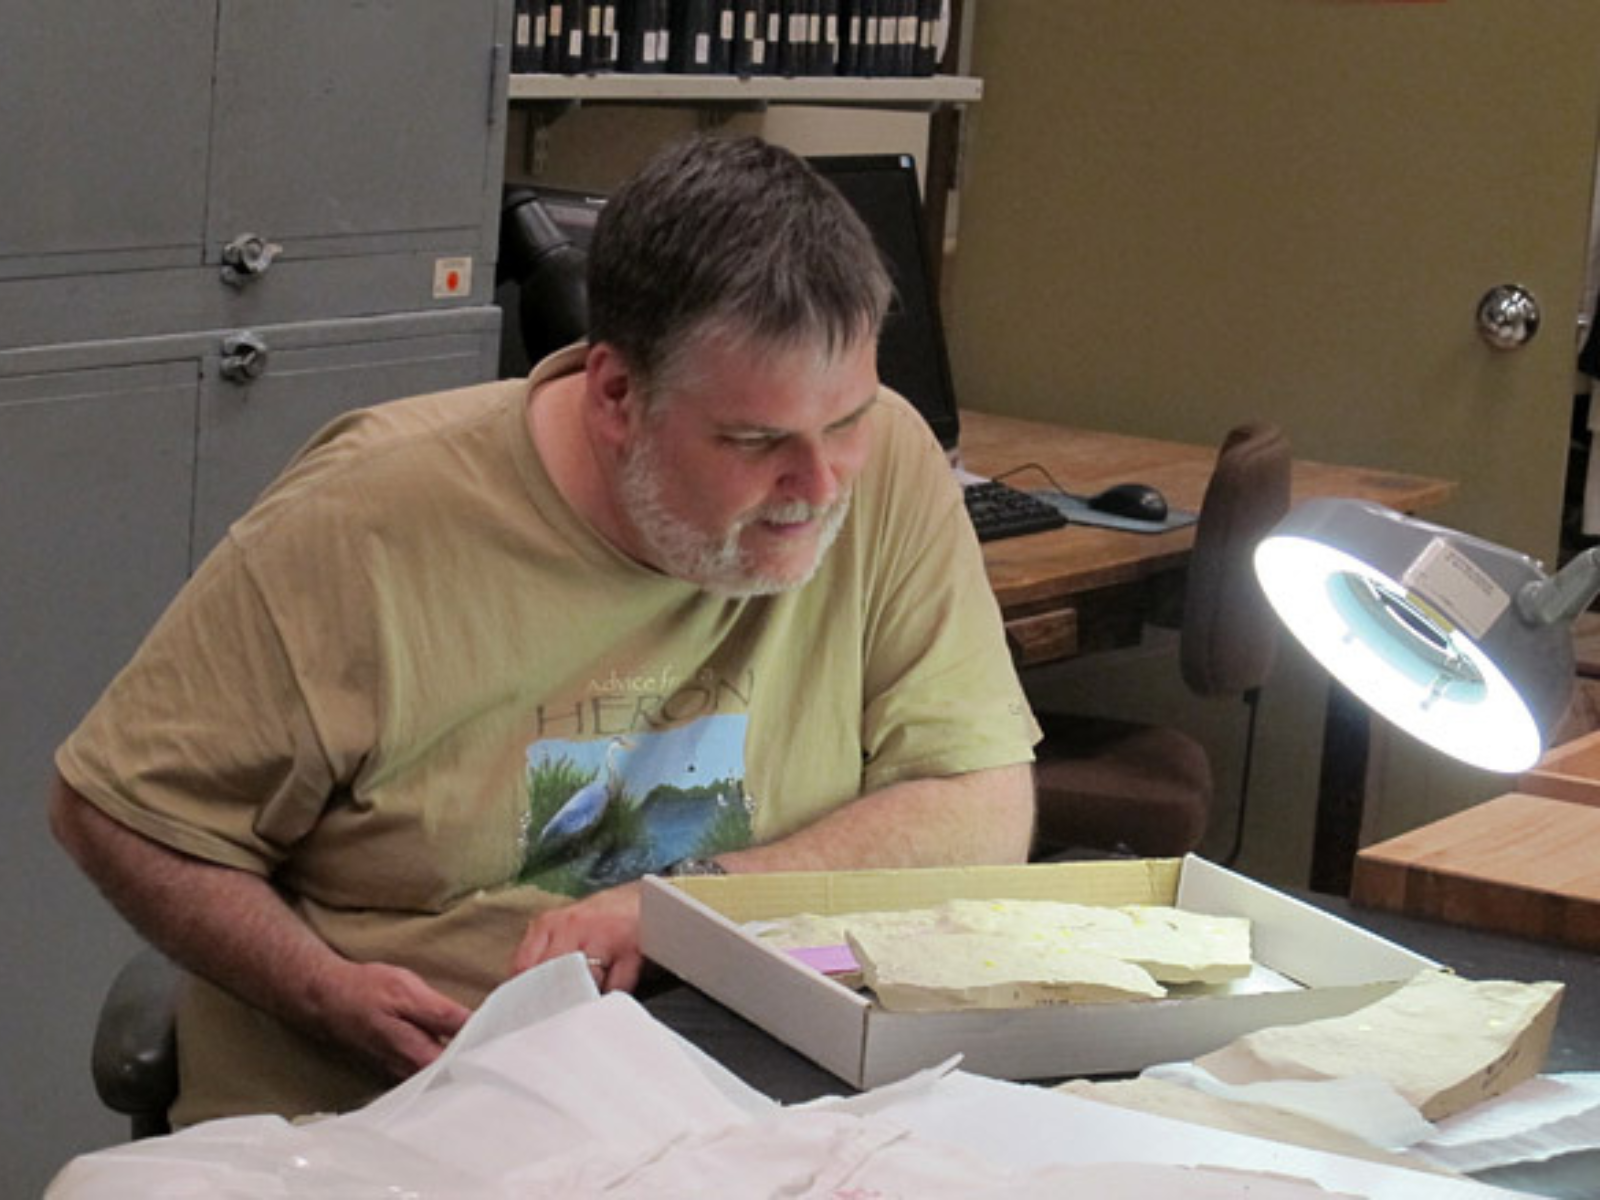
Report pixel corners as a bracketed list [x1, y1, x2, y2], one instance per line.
[1252, 498, 1590, 772]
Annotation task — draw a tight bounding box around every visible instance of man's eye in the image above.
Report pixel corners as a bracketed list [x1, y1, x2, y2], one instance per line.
[725, 434, 781, 451]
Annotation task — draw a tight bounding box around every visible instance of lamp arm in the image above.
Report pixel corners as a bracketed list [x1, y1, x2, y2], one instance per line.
[1516, 545, 1600, 627]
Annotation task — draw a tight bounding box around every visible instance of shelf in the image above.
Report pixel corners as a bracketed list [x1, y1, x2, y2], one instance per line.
[508, 72, 982, 110]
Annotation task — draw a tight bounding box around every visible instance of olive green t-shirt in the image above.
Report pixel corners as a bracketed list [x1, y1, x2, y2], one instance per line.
[57, 346, 1038, 1123]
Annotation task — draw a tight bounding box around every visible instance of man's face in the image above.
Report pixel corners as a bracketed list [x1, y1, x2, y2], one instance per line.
[615, 334, 879, 597]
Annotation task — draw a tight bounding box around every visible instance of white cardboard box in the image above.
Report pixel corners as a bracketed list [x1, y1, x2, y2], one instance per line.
[639, 855, 1437, 1090]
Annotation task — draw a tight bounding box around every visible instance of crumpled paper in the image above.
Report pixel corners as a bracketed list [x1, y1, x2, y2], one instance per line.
[1412, 1072, 1600, 1174]
[46, 954, 1534, 1199]
[1143, 1061, 1439, 1152]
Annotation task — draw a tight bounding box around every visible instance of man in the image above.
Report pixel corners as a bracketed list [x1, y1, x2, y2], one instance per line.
[51, 135, 1037, 1126]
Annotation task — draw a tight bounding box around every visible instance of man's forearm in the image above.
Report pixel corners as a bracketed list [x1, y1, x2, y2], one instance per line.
[50, 775, 351, 1026]
[716, 762, 1034, 874]
[48, 775, 469, 1078]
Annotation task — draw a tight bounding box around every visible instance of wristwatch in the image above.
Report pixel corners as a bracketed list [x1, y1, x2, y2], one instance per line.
[661, 856, 728, 877]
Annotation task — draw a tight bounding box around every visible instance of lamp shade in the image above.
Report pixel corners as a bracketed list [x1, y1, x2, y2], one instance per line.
[1252, 499, 1575, 772]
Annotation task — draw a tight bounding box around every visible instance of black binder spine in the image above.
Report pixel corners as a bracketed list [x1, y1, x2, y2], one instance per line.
[712, 0, 736, 73]
[606, 0, 623, 71]
[512, 0, 533, 73]
[761, 0, 780, 75]
[652, 0, 670, 71]
[894, 0, 914, 77]
[544, 1, 564, 71]
[819, 0, 840, 76]
[618, 0, 645, 71]
[560, 0, 587, 72]
[915, 0, 939, 76]
[733, 0, 762, 77]
[774, 1, 797, 77]
[862, 0, 882, 77]
[838, 0, 859, 76]
[581, 1, 614, 72]
[673, 0, 715, 73]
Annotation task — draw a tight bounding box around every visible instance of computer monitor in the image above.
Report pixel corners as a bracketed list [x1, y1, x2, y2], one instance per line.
[808, 153, 963, 453]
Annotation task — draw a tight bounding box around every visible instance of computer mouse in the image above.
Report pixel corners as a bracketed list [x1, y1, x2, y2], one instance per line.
[1086, 482, 1169, 523]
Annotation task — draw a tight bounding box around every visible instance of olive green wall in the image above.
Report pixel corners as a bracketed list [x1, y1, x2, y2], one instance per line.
[944, 0, 1600, 874]
[946, 0, 1600, 562]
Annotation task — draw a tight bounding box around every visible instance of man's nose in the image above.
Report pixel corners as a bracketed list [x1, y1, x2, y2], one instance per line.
[779, 439, 842, 509]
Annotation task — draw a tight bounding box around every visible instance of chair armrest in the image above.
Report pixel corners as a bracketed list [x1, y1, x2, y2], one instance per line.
[91, 946, 182, 1121]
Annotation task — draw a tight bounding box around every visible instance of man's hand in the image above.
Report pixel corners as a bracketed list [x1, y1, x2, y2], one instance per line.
[512, 882, 643, 992]
[305, 958, 472, 1080]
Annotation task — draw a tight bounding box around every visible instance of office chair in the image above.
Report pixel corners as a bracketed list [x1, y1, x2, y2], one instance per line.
[92, 945, 182, 1139]
[494, 187, 591, 377]
[1030, 423, 1292, 865]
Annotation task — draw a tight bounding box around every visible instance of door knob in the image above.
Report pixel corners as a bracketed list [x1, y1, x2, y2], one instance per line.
[220, 233, 281, 288]
[219, 331, 269, 383]
[1476, 284, 1541, 350]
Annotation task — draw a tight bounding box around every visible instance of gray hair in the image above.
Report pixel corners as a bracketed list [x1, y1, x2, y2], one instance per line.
[587, 135, 893, 397]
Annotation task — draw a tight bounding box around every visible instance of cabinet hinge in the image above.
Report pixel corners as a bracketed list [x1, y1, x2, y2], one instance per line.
[489, 41, 507, 126]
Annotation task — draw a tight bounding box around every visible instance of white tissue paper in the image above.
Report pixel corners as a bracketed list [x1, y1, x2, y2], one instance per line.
[1412, 1073, 1600, 1174]
[45, 954, 1548, 1199]
[1143, 1060, 1440, 1152]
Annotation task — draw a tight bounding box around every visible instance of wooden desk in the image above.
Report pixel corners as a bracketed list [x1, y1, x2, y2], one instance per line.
[960, 410, 1456, 664]
[1351, 793, 1600, 950]
[959, 411, 1458, 894]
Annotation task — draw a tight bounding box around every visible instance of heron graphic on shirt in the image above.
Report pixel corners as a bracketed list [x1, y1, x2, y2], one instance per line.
[534, 735, 635, 854]
[520, 717, 753, 895]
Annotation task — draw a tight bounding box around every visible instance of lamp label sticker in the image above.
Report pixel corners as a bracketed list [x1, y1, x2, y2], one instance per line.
[1401, 537, 1508, 641]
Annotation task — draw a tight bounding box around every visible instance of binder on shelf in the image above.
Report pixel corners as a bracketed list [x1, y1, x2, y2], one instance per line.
[619, 0, 664, 72]
[582, 1, 618, 72]
[733, 0, 765, 77]
[915, 0, 940, 76]
[892, 0, 914, 77]
[857, 0, 883, 77]
[839, 0, 860, 76]
[543, 0, 565, 71]
[653, 0, 673, 72]
[775, 0, 800, 77]
[763, 0, 783, 75]
[557, 0, 586, 72]
[805, 0, 824, 77]
[819, 0, 841, 76]
[672, 0, 716, 73]
[512, 0, 551, 74]
[512, 0, 529, 72]
[711, 0, 736, 74]
[618, 0, 644, 70]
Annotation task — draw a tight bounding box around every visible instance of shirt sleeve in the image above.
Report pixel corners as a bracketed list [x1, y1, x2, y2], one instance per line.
[856, 399, 1041, 793]
[55, 536, 338, 875]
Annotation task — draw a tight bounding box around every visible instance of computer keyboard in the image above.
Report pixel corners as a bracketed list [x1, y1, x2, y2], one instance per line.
[962, 479, 1070, 543]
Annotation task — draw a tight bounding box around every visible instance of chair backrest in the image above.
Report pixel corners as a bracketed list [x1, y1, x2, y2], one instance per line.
[1179, 423, 1292, 697]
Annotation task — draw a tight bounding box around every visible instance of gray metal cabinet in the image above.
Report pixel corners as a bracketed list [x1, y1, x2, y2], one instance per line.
[0, 2, 215, 283]
[1, 0, 509, 349]
[191, 309, 501, 558]
[0, 2, 511, 1190]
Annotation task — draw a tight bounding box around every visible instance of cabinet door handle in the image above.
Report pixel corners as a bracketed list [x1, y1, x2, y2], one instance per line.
[220, 233, 282, 288]
[219, 331, 270, 383]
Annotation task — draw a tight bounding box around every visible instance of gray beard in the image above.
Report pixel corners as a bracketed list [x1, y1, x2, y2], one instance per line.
[617, 434, 850, 597]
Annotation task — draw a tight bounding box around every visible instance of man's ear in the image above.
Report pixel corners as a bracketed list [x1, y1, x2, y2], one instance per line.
[584, 343, 642, 448]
